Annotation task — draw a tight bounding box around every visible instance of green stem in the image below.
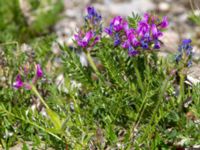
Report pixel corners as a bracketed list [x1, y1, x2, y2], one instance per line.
[2, 109, 61, 141]
[178, 73, 185, 103]
[31, 85, 49, 109]
[133, 62, 144, 92]
[0, 41, 19, 51]
[85, 51, 101, 78]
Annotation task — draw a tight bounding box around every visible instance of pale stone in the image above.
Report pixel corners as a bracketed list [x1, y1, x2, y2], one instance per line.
[158, 2, 170, 12]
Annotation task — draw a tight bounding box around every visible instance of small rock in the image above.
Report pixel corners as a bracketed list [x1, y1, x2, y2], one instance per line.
[158, 2, 170, 12]
[65, 7, 82, 19]
[160, 30, 179, 53]
[78, 52, 88, 66]
[192, 46, 200, 61]
[52, 42, 61, 55]
[108, 0, 156, 16]
[21, 43, 33, 53]
[171, 5, 185, 16]
[187, 65, 200, 85]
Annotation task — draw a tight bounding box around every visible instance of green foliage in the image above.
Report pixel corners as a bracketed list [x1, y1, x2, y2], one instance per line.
[0, 0, 63, 43]
[127, 12, 141, 29]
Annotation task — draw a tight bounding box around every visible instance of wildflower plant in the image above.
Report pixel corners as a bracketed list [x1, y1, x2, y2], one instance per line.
[175, 39, 193, 68]
[13, 64, 43, 90]
[105, 13, 168, 56]
[1, 4, 200, 150]
[74, 6, 102, 50]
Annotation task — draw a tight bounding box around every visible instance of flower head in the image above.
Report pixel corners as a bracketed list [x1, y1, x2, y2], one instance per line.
[159, 16, 169, 28]
[114, 33, 121, 46]
[105, 13, 168, 56]
[13, 74, 23, 89]
[85, 6, 102, 24]
[36, 64, 43, 78]
[175, 39, 193, 67]
[151, 24, 162, 39]
[104, 25, 113, 36]
[137, 20, 150, 37]
[128, 46, 139, 56]
[74, 6, 102, 50]
[111, 16, 124, 32]
[74, 30, 94, 48]
[13, 63, 44, 90]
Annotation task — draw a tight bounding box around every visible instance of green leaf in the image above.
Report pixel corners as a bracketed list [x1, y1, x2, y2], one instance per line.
[46, 108, 62, 132]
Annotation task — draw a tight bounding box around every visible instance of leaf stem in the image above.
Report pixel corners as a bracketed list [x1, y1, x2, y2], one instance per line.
[31, 84, 50, 109]
[85, 51, 101, 79]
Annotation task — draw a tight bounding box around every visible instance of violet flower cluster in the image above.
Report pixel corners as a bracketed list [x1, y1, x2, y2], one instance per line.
[105, 14, 168, 56]
[13, 64, 43, 90]
[74, 6, 102, 49]
[175, 39, 193, 67]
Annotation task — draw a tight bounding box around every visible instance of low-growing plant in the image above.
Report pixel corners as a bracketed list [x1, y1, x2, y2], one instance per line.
[0, 4, 200, 150]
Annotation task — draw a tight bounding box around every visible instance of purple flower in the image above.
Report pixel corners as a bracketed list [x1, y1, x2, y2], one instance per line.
[36, 64, 43, 78]
[91, 36, 100, 47]
[114, 33, 121, 46]
[153, 40, 161, 49]
[104, 25, 113, 36]
[175, 54, 182, 63]
[105, 13, 168, 56]
[128, 46, 139, 56]
[126, 29, 139, 46]
[85, 6, 102, 24]
[122, 40, 130, 49]
[137, 20, 150, 37]
[151, 24, 162, 39]
[175, 39, 193, 67]
[111, 16, 124, 32]
[143, 13, 150, 22]
[141, 40, 149, 49]
[182, 39, 192, 45]
[123, 21, 129, 33]
[87, 6, 96, 16]
[74, 31, 94, 48]
[160, 16, 168, 28]
[13, 74, 23, 89]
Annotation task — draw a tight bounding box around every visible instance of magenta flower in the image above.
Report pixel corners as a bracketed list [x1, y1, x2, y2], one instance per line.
[111, 16, 124, 32]
[91, 36, 100, 47]
[137, 21, 150, 37]
[122, 40, 130, 49]
[123, 21, 129, 33]
[151, 24, 162, 39]
[143, 13, 150, 22]
[104, 25, 113, 36]
[36, 64, 43, 78]
[126, 29, 139, 46]
[13, 63, 44, 90]
[13, 74, 23, 89]
[74, 6, 102, 50]
[105, 13, 168, 56]
[159, 16, 168, 28]
[128, 46, 139, 56]
[153, 40, 161, 49]
[74, 31, 94, 48]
